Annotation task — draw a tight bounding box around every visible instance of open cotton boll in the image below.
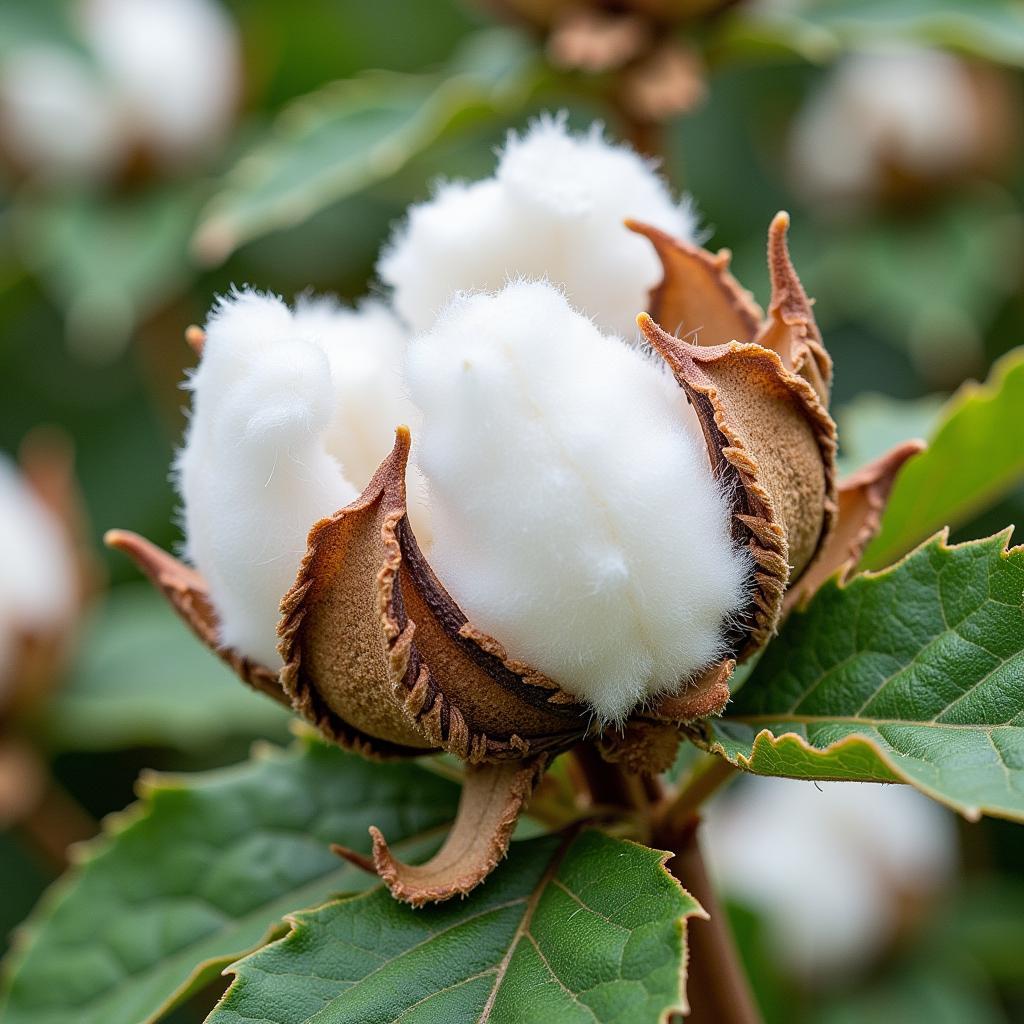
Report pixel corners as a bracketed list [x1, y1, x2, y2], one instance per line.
[176, 290, 358, 667]
[790, 47, 979, 206]
[703, 777, 958, 979]
[0, 455, 77, 694]
[81, 0, 240, 162]
[0, 46, 125, 182]
[380, 114, 698, 341]
[406, 281, 749, 724]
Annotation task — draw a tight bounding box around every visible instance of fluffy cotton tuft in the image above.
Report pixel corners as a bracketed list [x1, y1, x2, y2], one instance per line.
[0, 455, 77, 693]
[789, 47, 979, 206]
[176, 289, 359, 667]
[380, 114, 698, 342]
[292, 295, 430, 539]
[406, 281, 749, 724]
[81, 0, 240, 162]
[703, 777, 958, 978]
[292, 297, 414, 483]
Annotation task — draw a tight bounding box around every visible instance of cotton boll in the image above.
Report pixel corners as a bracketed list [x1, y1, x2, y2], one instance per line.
[703, 776, 958, 979]
[406, 281, 749, 723]
[0, 46, 125, 182]
[176, 290, 358, 667]
[790, 47, 979, 208]
[0, 455, 77, 697]
[380, 115, 698, 341]
[81, 0, 240, 163]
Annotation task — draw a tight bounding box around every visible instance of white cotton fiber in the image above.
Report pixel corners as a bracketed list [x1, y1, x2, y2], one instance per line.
[0, 455, 77, 694]
[81, 0, 240, 163]
[176, 289, 358, 667]
[406, 281, 749, 724]
[292, 295, 430, 539]
[379, 114, 698, 342]
[292, 297, 413, 485]
[704, 777, 958, 978]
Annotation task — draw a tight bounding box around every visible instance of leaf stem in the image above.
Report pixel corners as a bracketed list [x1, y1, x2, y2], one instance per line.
[656, 753, 737, 836]
[571, 742, 652, 811]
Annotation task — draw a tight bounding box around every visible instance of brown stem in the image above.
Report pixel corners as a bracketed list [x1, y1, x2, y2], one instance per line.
[666, 819, 761, 1024]
[572, 742, 651, 811]
[1, 741, 96, 870]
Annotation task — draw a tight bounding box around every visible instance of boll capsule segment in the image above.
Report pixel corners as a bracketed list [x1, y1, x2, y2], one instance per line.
[109, 210, 921, 905]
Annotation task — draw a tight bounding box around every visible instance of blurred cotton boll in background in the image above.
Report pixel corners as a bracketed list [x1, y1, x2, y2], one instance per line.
[0, 0, 240, 182]
[0, 47, 126, 184]
[379, 114, 699, 341]
[81, 0, 240, 166]
[405, 280, 749, 723]
[789, 47, 1003, 214]
[703, 776, 958, 980]
[0, 455, 78, 708]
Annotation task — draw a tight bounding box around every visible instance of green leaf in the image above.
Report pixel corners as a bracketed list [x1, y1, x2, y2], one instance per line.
[0, 737, 460, 1024]
[720, 0, 1024, 67]
[701, 531, 1024, 822]
[192, 29, 538, 264]
[208, 829, 701, 1024]
[44, 584, 291, 751]
[863, 349, 1024, 569]
[14, 186, 201, 361]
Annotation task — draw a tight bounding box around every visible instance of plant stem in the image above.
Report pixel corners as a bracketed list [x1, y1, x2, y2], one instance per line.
[656, 754, 736, 837]
[572, 742, 651, 811]
[1, 740, 96, 870]
[666, 819, 762, 1024]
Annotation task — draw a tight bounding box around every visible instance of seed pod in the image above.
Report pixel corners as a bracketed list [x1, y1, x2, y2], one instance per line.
[110, 212, 921, 904]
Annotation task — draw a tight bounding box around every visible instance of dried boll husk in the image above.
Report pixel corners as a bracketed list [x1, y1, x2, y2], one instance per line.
[277, 427, 591, 764]
[635, 215, 839, 659]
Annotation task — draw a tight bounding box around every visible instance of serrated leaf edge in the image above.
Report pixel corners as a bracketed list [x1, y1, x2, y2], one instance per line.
[699, 527, 1024, 823]
[212, 831, 706, 1024]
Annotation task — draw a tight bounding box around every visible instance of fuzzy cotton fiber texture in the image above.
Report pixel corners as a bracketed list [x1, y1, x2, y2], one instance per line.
[177, 289, 422, 668]
[379, 115, 698, 342]
[406, 281, 750, 724]
[0, 455, 76, 692]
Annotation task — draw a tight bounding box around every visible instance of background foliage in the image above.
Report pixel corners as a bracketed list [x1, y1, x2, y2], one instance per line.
[1, 0, 1024, 1021]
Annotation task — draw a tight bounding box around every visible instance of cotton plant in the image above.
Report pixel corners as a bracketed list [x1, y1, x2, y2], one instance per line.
[110, 113, 920, 905]
[0, 0, 240, 182]
[70, 113, 1024, 1023]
